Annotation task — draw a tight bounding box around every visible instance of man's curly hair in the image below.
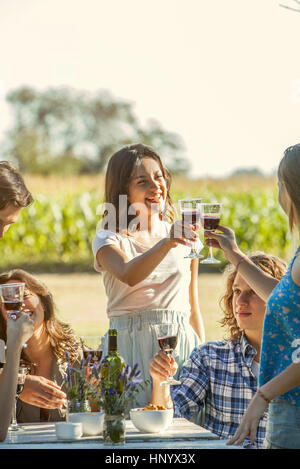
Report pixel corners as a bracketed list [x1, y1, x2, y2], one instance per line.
[219, 252, 287, 341]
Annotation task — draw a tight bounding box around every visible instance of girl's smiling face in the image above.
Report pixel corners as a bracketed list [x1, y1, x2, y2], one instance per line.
[22, 287, 45, 330]
[128, 157, 167, 219]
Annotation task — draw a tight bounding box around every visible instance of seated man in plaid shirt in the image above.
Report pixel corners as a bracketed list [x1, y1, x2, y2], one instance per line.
[149, 253, 286, 449]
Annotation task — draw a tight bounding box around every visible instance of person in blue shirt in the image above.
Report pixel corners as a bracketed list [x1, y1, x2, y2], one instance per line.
[149, 252, 286, 449]
[207, 144, 300, 449]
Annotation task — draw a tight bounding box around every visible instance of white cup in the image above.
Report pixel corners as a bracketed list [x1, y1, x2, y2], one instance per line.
[68, 412, 104, 436]
[55, 422, 82, 440]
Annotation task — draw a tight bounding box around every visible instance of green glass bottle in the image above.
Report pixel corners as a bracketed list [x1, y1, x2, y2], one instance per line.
[101, 329, 126, 393]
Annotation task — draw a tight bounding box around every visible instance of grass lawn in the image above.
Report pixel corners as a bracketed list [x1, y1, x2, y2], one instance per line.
[38, 272, 227, 342]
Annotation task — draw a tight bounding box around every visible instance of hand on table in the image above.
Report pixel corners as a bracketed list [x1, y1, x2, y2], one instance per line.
[20, 375, 66, 409]
[227, 393, 268, 446]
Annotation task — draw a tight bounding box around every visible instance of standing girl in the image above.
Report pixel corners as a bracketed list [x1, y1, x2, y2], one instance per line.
[92, 144, 205, 405]
[206, 144, 300, 449]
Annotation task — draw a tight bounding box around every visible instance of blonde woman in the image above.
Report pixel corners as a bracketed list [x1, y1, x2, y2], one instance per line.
[0, 269, 81, 423]
[149, 253, 286, 449]
[207, 144, 300, 449]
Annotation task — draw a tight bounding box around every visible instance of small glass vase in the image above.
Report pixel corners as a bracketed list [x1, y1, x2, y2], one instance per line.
[103, 413, 126, 446]
[68, 399, 91, 413]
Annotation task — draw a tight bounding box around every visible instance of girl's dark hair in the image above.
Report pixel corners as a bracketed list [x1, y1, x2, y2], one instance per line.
[0, 161, 33, 210]
[219, 252, 287, 341]
[102, 143, 175, 231]
[0, 269, 80, 366]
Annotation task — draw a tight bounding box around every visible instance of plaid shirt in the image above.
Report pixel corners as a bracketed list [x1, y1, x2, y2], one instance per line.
[171, 334, 268, 449]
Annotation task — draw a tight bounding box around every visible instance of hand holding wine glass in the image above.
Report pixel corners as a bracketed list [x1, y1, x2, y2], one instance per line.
[6, 312, 34, 351]
[0, 283, 30, 349]
[154, 324, 181, 386]
[203, 225, 244, 265]
[149, 350, 178, 383]
[200, 203, 222, 264]
[178, 198, 203, 258]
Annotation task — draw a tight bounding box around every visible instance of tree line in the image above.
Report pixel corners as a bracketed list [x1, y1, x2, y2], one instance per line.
[1, 86, 189, 176]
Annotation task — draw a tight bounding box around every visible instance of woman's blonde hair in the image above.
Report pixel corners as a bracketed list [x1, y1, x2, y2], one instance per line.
[219, 252, 287, 341]
[0, 269, 80, 367]
[278, 144, 300, 231]
[102, 143, 175, 231]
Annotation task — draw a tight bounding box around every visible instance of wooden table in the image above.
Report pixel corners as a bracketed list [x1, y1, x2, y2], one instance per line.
[0, 418, 238, 450]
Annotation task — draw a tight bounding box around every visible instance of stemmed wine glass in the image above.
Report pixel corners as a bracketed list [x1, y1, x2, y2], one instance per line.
[178, 198, 203, 258]
[0, 283, 27, 349]
[0, 283, 25, 319]
[200, 203, 222, 264]
[154, 324, 181, 386]
[79, 336, 104, 365]
[8, 366, 28, 432]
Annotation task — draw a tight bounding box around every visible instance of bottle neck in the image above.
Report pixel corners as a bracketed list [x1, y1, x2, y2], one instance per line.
[108, 334, 118, 355]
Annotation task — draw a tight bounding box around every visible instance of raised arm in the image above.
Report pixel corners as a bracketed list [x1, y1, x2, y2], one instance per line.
[206, 225, 279, 302]
[189, 258, 205, 342]
[0, 313, 34, 442]
[97, 221, 198, 287]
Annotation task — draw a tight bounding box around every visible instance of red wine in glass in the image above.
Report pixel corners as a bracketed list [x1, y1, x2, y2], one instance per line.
[178, 198, 203, 259]
[201, 215, 220, 231]
[3, 300, 22, 316]
[200, 202, 222, 265]
[158, 335, 178, 355]
[182, 210, 201, 227]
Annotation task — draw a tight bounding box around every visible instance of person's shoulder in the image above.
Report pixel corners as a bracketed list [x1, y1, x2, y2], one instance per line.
[92, 229, 122, 250]
[291, 251, 300, 286]
[191, 339, 232, 361]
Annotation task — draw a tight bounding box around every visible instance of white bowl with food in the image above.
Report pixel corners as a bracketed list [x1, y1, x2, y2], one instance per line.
[130, 405, 173, 434]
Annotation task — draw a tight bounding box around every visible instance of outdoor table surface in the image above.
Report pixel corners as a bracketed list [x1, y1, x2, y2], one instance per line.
[0, 418, 238, 449]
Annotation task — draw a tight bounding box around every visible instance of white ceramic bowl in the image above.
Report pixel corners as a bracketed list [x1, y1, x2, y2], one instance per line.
[130, 408, 173, 433]
[68, 412, 104, 436]
[55, 422, 82, 440]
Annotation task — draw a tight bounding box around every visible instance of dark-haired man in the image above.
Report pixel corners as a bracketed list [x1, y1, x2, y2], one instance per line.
[0, 161, 34, 441]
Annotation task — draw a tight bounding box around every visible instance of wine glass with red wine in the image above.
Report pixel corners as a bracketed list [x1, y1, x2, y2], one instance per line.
[178, 198, 203, 258]
[0, 283, 25, 320]
[8, 366, 28, 432]
[79, 336, 104, 365]
[0, 283, 28, 349]
[154, 324, 181, 386]
[200, 203, 222, 264]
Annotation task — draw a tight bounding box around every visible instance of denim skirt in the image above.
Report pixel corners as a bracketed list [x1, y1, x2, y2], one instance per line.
[264, 399, 300, 449]
[102, 309, 201, 408]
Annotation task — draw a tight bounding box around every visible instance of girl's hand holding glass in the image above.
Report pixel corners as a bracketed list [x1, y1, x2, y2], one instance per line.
[149, 350, 178, 384]
[168, 219, 200, 249]
[178, 198, 203, 258]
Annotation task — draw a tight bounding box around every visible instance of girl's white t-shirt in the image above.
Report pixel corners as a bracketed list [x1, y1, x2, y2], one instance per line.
[92, 226, 200, 318]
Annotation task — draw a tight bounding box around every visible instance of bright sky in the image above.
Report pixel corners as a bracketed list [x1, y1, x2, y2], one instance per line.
[1, 0, 300, 178]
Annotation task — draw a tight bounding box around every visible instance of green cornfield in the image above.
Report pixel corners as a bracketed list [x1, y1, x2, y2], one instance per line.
[0, 174, 293, 272]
